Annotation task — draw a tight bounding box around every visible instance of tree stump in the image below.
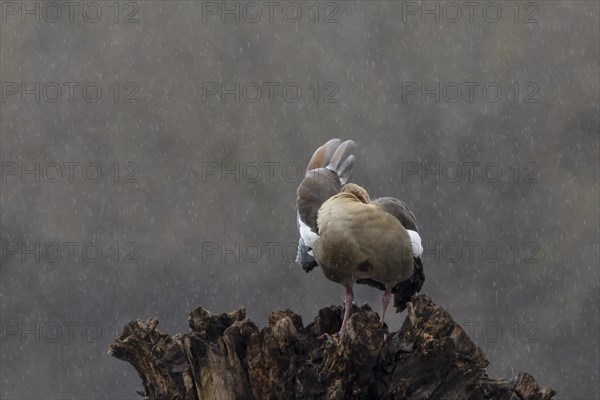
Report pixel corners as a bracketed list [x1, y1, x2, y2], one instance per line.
[108, 294, 556, 400]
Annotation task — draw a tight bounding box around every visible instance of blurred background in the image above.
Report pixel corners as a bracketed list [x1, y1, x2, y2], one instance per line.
[1, 1, 598, 399]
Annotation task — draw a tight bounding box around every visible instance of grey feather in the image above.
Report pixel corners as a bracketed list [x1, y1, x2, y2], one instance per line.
[296, 139, 357, 268]
[372, 197, 419, 231]
[336, 154, 355, 185]
[326, 140, 357, 175]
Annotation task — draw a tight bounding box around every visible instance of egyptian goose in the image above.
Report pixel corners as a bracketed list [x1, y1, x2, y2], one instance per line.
[296, 139, 425, 335]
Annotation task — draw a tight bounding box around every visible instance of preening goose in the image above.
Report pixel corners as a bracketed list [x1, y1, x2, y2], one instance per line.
[296, 139, 425, 335]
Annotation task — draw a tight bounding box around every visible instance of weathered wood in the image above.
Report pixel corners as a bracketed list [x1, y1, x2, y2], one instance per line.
[109, 295, 556, 400]
[108, 318, 196, 400]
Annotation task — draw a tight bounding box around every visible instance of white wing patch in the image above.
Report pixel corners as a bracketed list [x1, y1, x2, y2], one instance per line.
[407, 230, 423, 258]
[298, 217, 319, 249]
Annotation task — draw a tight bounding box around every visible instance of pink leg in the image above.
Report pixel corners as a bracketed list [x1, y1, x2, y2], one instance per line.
[339, 286, 354, 334]
[380, 288, 392, 325]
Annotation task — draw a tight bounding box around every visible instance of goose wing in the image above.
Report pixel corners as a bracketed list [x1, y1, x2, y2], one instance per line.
[296, 139, 357, 271]
[356, 197, 425, 312]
